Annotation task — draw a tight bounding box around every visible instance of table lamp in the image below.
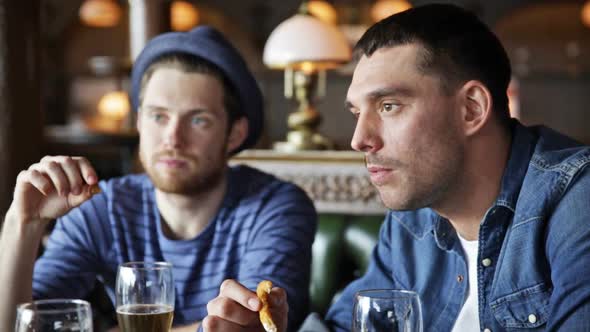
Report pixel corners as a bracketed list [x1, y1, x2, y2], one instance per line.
[263, 1, 351, 151]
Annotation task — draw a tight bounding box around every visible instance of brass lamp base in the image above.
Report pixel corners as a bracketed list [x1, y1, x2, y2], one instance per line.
[273, 129, 333, 152]
[275, 68, 334, 152]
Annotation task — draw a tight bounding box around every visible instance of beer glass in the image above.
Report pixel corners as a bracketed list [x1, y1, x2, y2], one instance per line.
[15, 299, 93, 332]
[116, 262, 175, 332]
[352, 289, 423, 332]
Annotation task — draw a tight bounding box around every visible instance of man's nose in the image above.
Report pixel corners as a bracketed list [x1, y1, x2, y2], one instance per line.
[163, 119, 184, 148]
[350, 112, 383, 153]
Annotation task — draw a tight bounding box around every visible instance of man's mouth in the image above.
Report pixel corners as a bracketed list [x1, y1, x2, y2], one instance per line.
[367, 165, 394, 185]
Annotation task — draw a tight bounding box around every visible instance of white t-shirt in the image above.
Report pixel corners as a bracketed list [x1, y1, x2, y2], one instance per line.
[451, 234, 481, 332]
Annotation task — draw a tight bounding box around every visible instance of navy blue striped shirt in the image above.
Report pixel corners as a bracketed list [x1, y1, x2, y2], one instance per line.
[32, 165, 317, 331]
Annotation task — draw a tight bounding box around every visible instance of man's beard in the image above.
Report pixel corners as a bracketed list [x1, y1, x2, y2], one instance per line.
[365, 146, 462, 211]
[140, 148, 227, 196]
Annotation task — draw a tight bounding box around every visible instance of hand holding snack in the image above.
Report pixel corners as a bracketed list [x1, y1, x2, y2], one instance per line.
[8, 155, 100, 223]
[203, 279, 288, 332]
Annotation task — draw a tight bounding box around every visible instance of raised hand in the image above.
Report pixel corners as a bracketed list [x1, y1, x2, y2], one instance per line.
[9, 155, 99, 223]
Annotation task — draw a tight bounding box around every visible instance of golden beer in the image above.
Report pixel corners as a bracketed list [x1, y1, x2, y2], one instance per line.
[117, 304, 174, 332]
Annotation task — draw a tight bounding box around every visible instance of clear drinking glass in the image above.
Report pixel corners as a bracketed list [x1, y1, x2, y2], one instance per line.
[115, 261, 175, 332]
[352, 289, 423, 332]
[15, 299, 93, 332]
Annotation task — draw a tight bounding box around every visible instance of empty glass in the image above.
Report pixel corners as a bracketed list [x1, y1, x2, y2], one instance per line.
[15, 299, 93, 332]
[352, 289, 423, 332]
[116, 261, 175, 332]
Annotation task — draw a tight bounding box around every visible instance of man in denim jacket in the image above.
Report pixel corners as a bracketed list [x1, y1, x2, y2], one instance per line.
[206, 3, 590, 332]
[323, 3, 590, 332]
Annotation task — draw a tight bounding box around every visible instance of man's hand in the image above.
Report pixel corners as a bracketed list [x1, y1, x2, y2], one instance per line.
[8, 155, 99, 224]
[202, 279, 288, 332]
[0, 156, 98, 332]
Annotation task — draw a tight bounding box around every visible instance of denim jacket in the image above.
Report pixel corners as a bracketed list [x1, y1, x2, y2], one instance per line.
[326, 121, 590, 331]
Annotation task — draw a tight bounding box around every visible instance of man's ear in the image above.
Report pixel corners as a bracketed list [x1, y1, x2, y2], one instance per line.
[458, 80, 493, 137]
[227, 117, 249, 153]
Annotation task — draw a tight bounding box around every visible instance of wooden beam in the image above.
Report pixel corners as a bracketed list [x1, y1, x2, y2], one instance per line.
[0, 1, 42, 220]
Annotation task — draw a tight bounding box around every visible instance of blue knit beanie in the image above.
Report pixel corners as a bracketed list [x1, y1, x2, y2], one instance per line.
[131, 26, 263, 153]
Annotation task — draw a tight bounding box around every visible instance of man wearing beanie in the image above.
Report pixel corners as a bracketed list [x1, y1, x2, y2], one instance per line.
[0, 26, 316, 332]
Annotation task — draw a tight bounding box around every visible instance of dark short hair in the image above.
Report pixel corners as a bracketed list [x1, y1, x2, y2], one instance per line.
[138, 53, 242, 127]
[355, 4, 512, 126]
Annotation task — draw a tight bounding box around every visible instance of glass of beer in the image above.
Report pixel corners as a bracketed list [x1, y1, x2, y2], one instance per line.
[116, 261, 175, 332]
[352, 289, 422, 332]
[15, 299, 93, 332]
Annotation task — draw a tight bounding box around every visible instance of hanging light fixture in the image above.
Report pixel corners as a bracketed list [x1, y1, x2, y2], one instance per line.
[79, 0, 122, 28]
[370, 0, 412, 23]
[581, 0, 590, 28]
[307, 0, 338, 25]
[170, 0, 200, 31]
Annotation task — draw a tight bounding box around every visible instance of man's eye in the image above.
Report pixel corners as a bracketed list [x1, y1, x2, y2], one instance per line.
[151, 113, 165, 122]
[191, 117, 209, 126]
[381, 103, 399, 113]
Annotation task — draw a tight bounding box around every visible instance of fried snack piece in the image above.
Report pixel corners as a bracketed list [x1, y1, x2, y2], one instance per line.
[88, 184, 101, 195]
[256, 280, 278, 332]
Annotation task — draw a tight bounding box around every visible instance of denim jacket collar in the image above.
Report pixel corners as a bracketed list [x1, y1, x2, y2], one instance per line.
[493, 120, 536, 212]
[394, 120, 535, 241]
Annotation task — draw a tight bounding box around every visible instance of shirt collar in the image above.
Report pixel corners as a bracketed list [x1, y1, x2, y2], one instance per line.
[390, 208, 440, 239]
[493, 120, 536, 212]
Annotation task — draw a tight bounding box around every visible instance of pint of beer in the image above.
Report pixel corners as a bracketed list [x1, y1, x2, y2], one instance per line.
[116, 262, 175, 332]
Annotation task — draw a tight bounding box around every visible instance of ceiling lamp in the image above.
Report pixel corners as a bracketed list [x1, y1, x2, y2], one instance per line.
[79, 0, 122, 28]
[170, 0, 200, 31]
[370, 0, 412, 23]
[581, 1, 590, 28]
[307, 0, 338, 25]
